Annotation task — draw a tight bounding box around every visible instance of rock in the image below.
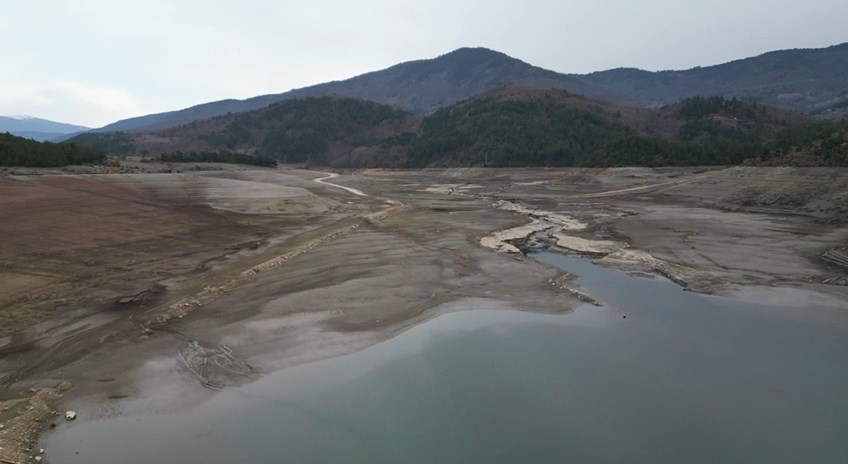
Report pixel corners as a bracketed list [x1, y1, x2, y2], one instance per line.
[39, 448, 45, 454]
[65, 410, 77, 420]
[35, 456, 43, 462]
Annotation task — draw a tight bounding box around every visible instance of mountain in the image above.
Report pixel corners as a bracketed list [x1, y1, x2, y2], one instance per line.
[92, 48, 622, 133]
[89, 44, 848, 136]
[0, 116, 90, 141]
[71, 88, 813, 168]
[573, 43, 848, 119]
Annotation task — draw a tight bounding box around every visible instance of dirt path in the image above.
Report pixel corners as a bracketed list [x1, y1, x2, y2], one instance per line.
[314, 172, 368, 197]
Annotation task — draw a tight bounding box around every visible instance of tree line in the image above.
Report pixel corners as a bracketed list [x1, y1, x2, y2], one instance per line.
[0, 132, 105, 167]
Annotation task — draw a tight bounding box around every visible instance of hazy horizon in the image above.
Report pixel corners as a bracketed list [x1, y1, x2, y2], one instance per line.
[2, 0, 846, 127]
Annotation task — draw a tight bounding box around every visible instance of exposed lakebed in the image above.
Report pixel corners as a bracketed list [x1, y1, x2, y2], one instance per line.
[45, 252, 848, 463]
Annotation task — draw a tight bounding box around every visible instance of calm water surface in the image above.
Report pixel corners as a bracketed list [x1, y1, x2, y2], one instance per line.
[46, 252, 848, 463]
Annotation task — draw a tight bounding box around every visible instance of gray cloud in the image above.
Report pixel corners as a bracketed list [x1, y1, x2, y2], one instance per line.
[2, 0, 846, 126]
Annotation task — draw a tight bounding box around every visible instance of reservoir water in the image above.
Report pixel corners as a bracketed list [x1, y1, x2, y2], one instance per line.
[46, 252, 848, 463]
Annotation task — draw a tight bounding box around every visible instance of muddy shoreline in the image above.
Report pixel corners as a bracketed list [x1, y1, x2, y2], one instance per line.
[1, 165, 847, 461]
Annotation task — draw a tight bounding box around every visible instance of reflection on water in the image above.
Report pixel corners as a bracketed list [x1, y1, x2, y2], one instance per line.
[46, 252, 848, 464]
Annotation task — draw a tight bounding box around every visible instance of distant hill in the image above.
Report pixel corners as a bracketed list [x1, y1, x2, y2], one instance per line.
[72, 88, 816, 167]
[0, 116, 90, 142]
[573, 43, 848, 119]
[91, 48, 623, 133]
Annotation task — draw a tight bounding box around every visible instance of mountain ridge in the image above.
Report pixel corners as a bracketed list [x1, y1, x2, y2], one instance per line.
[92, 47, 619, 134]
[0, 116, 90, 142]
[573, 42, 848, 118]
[88, 43, 848, 135]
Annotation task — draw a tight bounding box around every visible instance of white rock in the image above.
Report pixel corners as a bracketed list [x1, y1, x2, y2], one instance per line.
[64, 410, 77, 420]
[39, 448, 45, 454]
[35, 456, 43, 462]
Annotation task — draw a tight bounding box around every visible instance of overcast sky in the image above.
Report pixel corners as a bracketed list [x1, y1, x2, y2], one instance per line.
[2, 0, 846, 127]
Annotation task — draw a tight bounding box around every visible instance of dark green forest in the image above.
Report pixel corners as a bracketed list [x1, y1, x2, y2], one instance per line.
[404, 94, 818, 167]
[63, 94, 848, 169]
[0, 133, 106, 167]
[196, 97, 410, 164]
[757, 121, 848, 166]
[676, 97, 778, 142]
[583, 137, 762, 167]
[67, 132, 135, 155]
[406, 94, 633, 167]
[588, 121, 848, 167]
[260, 98, 407, 164]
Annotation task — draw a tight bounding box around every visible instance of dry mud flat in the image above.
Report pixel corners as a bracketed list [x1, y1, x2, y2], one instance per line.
[362, 167, 848, 292]
[1, 165, 848, 461]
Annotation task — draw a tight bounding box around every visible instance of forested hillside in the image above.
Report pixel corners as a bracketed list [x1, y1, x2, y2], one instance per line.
[0, 133, 105, 167]
[70, 97, 417, 167]
[68, 89, 844, 168]
[407, 89, 808, 167]
[757, 121, 848, 166]
[585, 96, 814, 167]
[68, 132, 136, 155]
[407, 89, 634, 166]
